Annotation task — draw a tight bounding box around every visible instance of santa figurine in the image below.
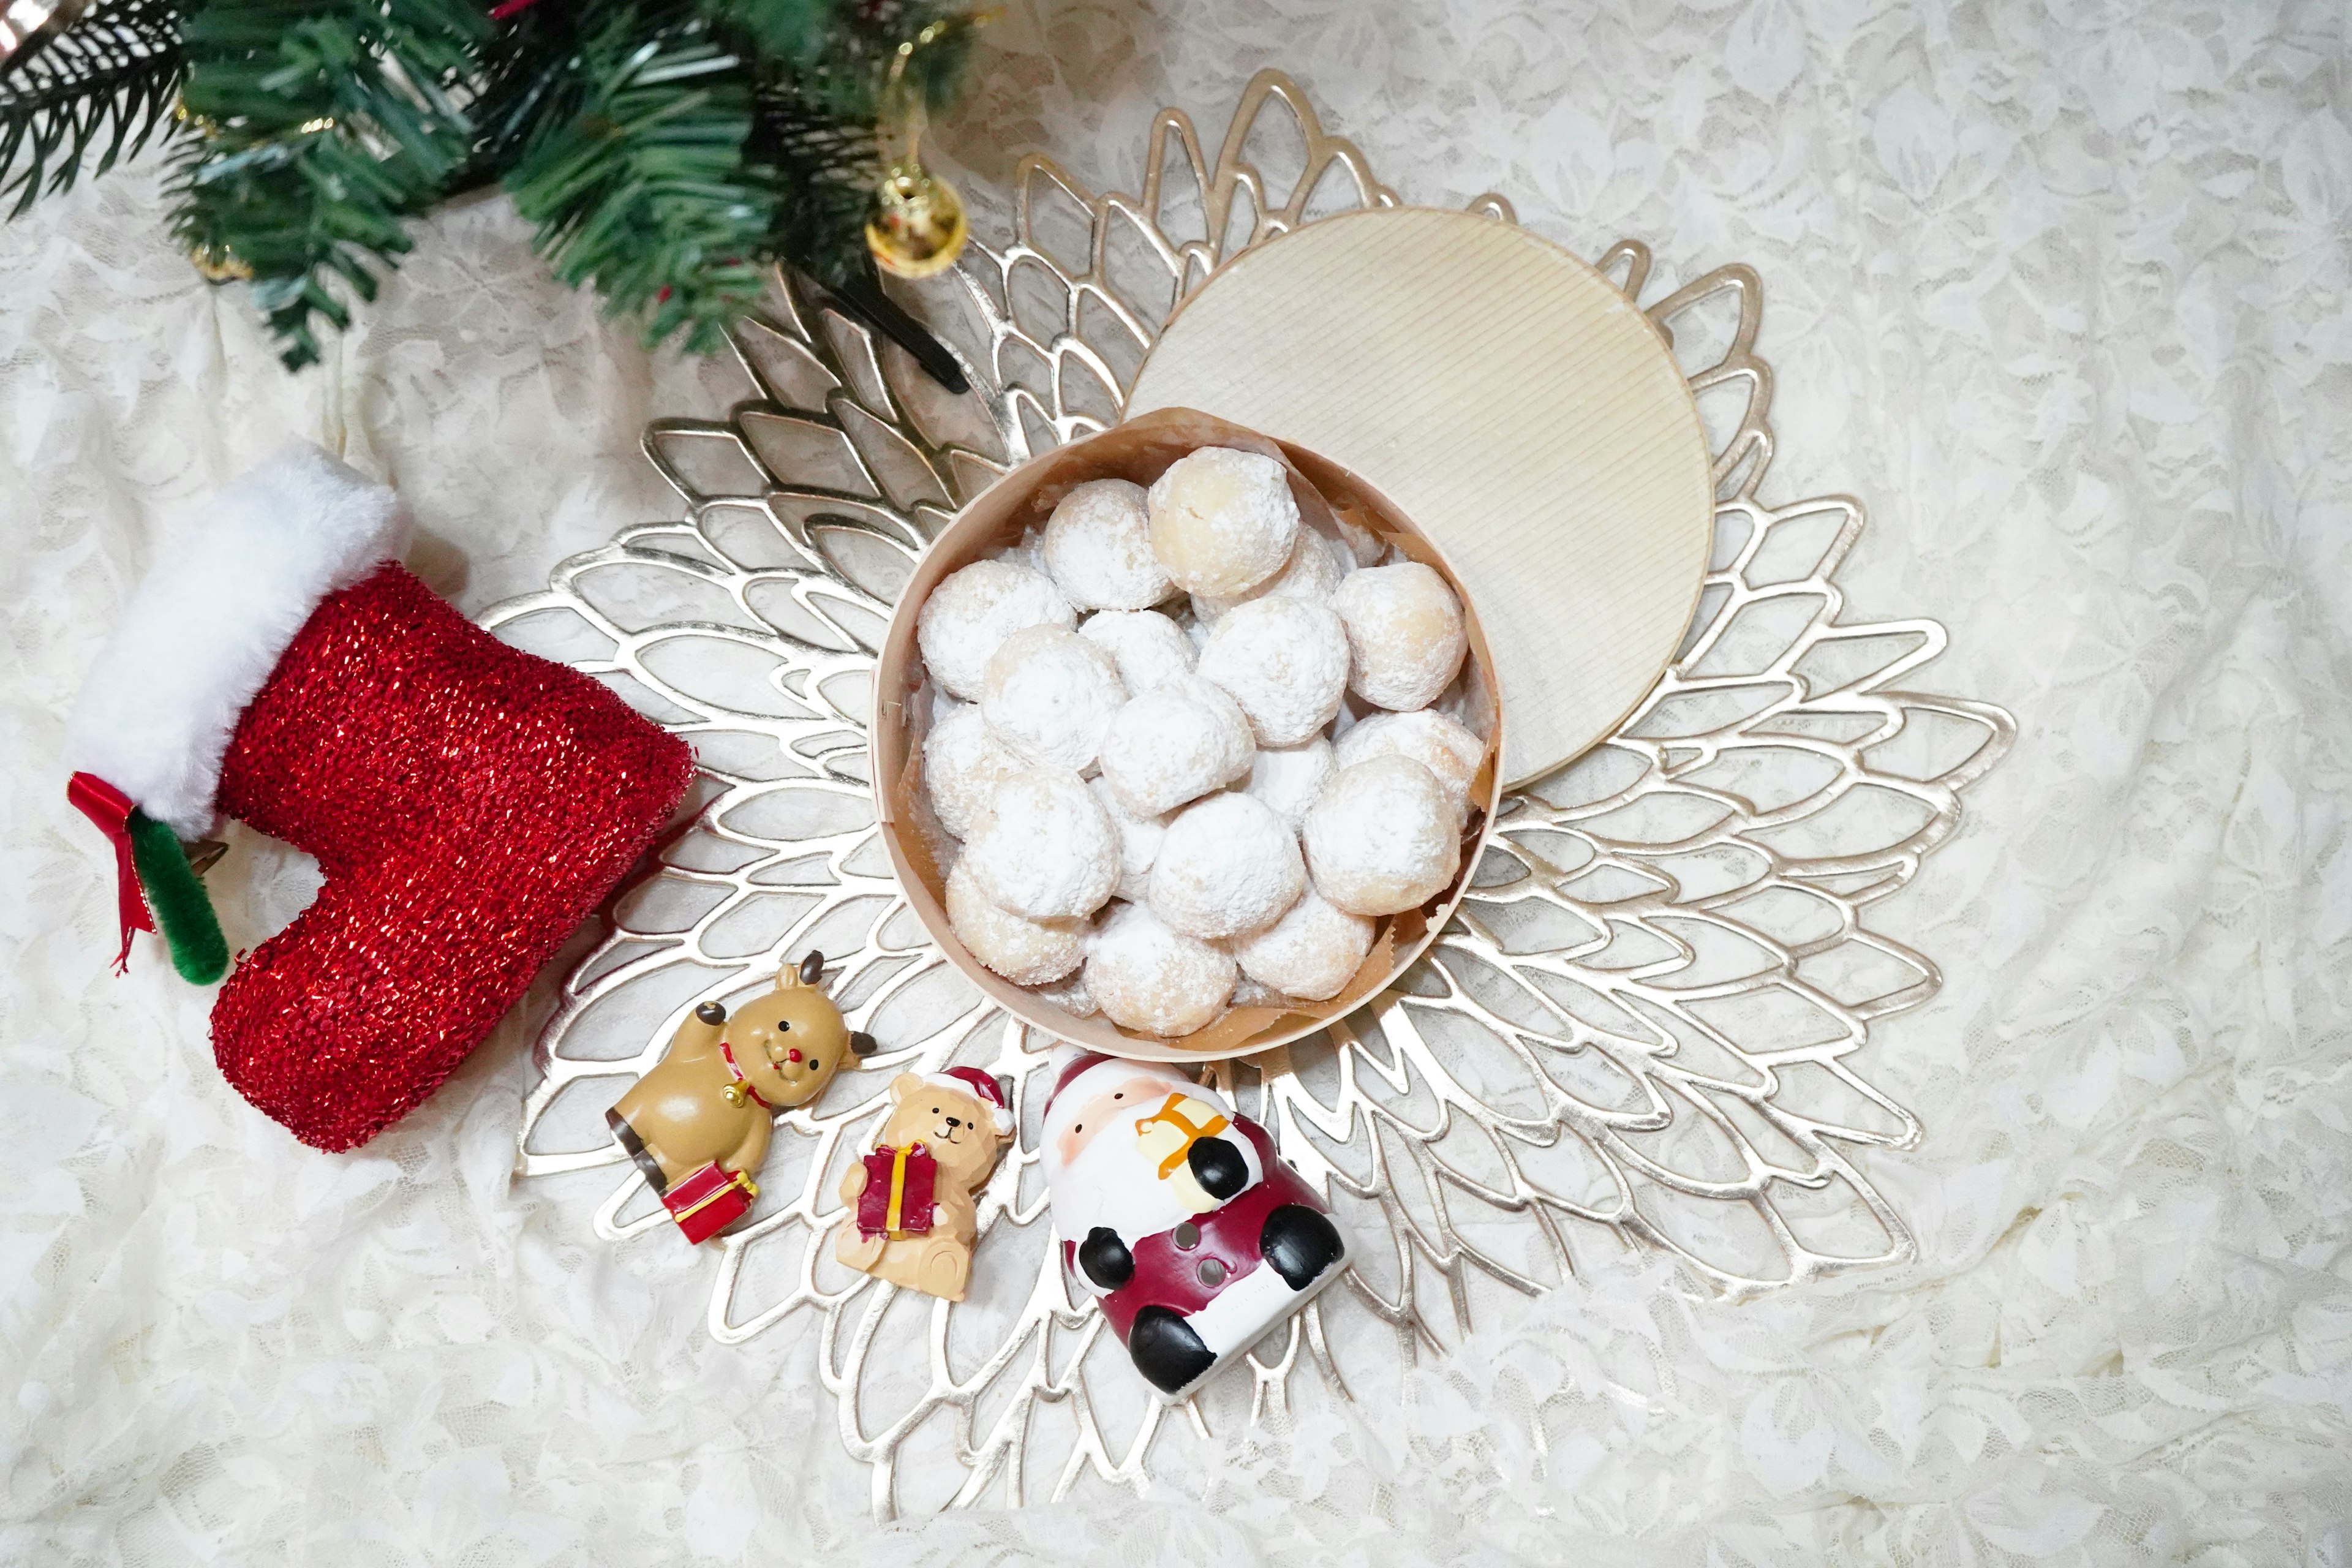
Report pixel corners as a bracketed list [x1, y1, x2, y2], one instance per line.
[1041, 1049, 1351, 1400]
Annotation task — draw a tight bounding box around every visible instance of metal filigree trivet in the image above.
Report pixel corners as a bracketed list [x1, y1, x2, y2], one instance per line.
[492, 70, 2015, 1516]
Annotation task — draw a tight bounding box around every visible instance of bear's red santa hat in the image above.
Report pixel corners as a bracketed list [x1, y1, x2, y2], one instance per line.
[924, 1066, 1014, 1134]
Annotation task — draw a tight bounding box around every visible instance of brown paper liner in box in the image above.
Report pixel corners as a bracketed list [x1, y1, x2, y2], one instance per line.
[874, 408, 1504, 1063]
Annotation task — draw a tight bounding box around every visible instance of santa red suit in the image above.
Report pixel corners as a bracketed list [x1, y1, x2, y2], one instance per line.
[1041, 1049, 1350, 1400]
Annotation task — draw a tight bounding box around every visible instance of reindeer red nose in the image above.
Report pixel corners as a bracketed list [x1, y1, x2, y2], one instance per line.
[787, 1048, 804, 1063]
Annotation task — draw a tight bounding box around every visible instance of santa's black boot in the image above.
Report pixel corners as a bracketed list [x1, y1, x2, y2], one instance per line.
[1129, 1306, 1218, 1395]
[1261, 1205, 1345, 1290]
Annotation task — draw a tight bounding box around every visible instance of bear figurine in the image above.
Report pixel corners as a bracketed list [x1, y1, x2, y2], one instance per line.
[1041, 1049, 1351, 1401]
[833, 1067, 1014, 1302]
[608, 951, 877, 1243]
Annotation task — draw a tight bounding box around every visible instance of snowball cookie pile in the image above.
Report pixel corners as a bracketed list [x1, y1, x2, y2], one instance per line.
[910, 442, 1482, 1036]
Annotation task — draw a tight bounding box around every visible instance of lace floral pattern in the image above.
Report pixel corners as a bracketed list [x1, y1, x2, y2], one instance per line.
[4, 1, 2348, 1561]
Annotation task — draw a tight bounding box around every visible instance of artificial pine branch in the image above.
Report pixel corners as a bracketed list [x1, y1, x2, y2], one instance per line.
[167, 0, 489, 368]
[711, 0, 973, 121]
[503, 1, 777, 355]
[469, 0, 594, 175]
[746, 83, 872, 284]
[0, 0, 190, 217]
[731, 2, 978, 298]
[6, 0, 983, 371]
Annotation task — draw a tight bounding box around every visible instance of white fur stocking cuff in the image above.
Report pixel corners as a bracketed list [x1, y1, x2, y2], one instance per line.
[63, 443, 412, 839]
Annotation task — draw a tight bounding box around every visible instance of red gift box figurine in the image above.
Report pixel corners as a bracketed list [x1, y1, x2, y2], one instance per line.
[855, 1140, 939, 1239]
[1041, 1049, 1351, 1401]
[835, 1068, 1013, 1301]
[657, 1162, 761, 1246]
[608, 951, 878, 1243]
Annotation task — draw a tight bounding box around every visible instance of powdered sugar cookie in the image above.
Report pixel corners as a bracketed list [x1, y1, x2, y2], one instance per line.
[1301, 755, 1460, 916]
[979, 624, 1126, 774]
[1096, 677, 1255, 817]
[1148, 793, 1305, 940]
[1195, 595, 1351, 745]
[918, 560, 1074, 701]
[1189, 527, 1351, 621]
[1243, 735, 1335, 828]
[1041, 478, 1170, 611]
[1079, 608, 1195, 694]
[1084, 901, 1237, 1036]
[1090, 774, 1169, 902]
[1034, 968, 1099, 1018]
[1145, 446, 1300, 597]
[1330, 561, 1466, 711]
[946, 858, 1085, 985]
[1333, 708, 1487, 823]
[1332, 508, 1384, 567]
[923, 702, 1025, 839]
[962, 768, 1120, 919]
[1232, 886, 1374, 1001]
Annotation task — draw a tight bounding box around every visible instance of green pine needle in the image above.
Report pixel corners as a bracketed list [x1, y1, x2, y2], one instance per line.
[127, 811, 228, 985]
[749, 89, 875, 285]
[503, 6, 775, 355]
[0, 0, 190, 218]
[710, 0, 974, 121]
[167, 0, 490, 368]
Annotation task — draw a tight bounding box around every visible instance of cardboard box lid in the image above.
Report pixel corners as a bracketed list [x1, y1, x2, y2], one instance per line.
[1125, 205, 1716, 790]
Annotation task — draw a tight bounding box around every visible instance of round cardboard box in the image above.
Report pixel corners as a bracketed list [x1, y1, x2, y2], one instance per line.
[872, 409, 1502, 1063]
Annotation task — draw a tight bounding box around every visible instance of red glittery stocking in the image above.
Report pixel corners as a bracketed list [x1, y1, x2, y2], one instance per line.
[209, 564, 693, 1150]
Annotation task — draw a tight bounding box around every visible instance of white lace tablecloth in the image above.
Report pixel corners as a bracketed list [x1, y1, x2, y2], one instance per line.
[5, 2, 2349, 1561]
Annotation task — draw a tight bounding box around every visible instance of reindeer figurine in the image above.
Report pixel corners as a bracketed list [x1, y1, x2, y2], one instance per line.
[608, 951, 878, 1243]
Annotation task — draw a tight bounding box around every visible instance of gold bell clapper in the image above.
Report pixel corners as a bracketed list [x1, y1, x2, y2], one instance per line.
[864, 18, 979, 280]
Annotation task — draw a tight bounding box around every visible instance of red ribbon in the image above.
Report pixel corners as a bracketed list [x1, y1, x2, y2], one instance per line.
[486, 0, 544, 20]
[67, 772, 153, 975]
[717, 1038, 777, 1112]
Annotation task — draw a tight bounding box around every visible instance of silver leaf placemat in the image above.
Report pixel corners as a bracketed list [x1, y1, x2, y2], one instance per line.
[491, 70, 2014, 1517]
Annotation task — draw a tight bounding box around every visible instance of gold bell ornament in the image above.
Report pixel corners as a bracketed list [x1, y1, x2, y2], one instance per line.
[190, 243, 253, 283]
[864, 20, 976, 281]
[867, 159, 968, 281]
